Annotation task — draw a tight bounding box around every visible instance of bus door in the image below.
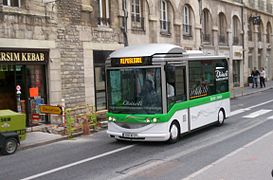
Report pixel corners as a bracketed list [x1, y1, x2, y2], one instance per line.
[165, 64, 189, 134]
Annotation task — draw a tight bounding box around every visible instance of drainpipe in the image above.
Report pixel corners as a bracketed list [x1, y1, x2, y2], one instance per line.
[241, 0, 245, 86]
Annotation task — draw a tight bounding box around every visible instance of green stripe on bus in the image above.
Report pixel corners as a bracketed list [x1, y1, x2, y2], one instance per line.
[107, 92, 230, 123]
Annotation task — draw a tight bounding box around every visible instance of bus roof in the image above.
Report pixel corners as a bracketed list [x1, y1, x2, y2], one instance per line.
[109, 43, 184, 58]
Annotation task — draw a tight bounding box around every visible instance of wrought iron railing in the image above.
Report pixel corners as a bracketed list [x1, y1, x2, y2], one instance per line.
[97, 17, 111, 26]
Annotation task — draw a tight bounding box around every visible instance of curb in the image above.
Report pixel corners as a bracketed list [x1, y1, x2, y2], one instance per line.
[231, 86, 273, 99]
[19, 132, 83, 151]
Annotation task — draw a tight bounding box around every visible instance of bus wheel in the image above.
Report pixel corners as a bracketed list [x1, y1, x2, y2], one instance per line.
[168, 121, 180, 144]
[1, 138, 18, 155]
[217, 109, 225, 127]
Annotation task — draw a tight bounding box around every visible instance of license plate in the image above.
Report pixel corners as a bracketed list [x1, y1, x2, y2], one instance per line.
[122, 132, 138, 138]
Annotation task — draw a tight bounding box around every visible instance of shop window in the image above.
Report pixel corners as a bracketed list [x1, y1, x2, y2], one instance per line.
[3, 0, 21, 7]
[0, 64, 47, 125]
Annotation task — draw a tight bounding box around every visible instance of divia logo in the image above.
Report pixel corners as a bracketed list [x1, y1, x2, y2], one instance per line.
[215, 67, 228, 81]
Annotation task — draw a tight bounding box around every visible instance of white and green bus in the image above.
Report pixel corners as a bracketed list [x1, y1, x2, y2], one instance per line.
[105, 44, 230, 143]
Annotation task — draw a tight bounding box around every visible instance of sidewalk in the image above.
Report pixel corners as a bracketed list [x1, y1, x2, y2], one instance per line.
[231, 80, 273, 98]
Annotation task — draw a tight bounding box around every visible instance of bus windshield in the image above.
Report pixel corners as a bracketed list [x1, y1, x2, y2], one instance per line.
[107, 67, 162, 114]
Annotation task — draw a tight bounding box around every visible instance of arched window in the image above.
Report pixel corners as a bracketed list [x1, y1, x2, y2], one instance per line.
[258, 22, 264, 42]
[233, 16, 241, 45]
[160, 0, 169, 32]
[183, 5, 191, 36]
[266, 22, 272, 43]
[218, 13, 227, 44]
[202, 9, 212, 43]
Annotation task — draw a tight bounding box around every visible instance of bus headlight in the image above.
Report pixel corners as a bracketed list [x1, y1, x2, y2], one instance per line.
[108, 117, 113, 121]
[112, 118, 116, 122]
[152, 118, 157, 123]
[146, 118, 150, 123]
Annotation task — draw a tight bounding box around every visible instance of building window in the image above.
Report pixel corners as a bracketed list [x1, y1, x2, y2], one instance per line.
[249, 0, 255, 7]
[258, 0, 265, 10]
[183, 5, 192, 37]
[266, 22, 272, 43]
[98, 0, 110, 26]
[218, 13, 227, 44]
[258, 23, 263, 42]
[267, 0, 272, 13]
[233, 16, 241, 45]
[202, 9, 211, 43]
[160, 0, 170, 34]
[3, 0, 20, 7]
[131, 0, 144, 31]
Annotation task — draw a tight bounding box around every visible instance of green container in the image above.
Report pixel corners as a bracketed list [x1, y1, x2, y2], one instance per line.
[0, 110, 26, 141]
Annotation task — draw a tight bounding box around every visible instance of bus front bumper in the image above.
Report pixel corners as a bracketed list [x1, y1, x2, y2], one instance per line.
[107, 121, 171, 142]
[107, 130, 170, 141]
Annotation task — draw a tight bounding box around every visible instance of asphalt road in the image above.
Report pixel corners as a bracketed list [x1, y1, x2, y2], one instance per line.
[1, 89, 273, 180]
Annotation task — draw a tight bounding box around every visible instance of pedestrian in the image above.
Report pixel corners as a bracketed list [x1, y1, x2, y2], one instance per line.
[260, 67, 266, 88]
[251, 67, 260, 88]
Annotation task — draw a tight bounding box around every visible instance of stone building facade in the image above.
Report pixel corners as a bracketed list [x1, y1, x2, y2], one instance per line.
[0, 0, 272, 125]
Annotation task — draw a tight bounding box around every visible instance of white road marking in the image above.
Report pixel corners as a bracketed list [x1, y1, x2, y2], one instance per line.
[243, 109, 272, 118]
[247, 99, 273, 109]
[21, 145, 135, 180]
[267, 115, 273, 119]
[230, 109, 248, 116]
[183, 131, 273, 180]
[230, 99, 273, 117]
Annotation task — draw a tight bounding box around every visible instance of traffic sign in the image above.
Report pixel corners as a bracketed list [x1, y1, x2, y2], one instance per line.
[39, 105, 63, 115]
[16, 85, 21, 91]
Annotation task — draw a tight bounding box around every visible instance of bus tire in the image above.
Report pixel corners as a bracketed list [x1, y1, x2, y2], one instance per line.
[1, 138, 18, 155]
[217, 109, 225, 127]
[168, 121, 180, 144]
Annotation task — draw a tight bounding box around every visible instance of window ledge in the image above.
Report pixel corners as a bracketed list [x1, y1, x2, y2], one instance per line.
[94, 26, 113, 32]
[131, 28, 145, 34]
[160, 31, 171, 37]
[1, 5, 23, 14]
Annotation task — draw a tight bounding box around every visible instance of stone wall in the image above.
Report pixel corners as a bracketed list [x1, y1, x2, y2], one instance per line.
[56, 0, 85, 108]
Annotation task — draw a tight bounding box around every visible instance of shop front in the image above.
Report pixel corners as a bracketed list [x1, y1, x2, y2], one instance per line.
[0, 48, 49, 126]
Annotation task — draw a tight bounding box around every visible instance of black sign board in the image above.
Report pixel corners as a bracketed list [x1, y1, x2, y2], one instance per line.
[0, 48, 49, 64]
[111, 57, 152, 67]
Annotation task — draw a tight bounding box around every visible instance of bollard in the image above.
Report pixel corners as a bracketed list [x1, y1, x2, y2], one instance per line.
[82, 118, 90, 135]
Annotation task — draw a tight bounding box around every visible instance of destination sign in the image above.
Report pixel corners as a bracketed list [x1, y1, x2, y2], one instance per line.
[111, 57, 152, 67]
